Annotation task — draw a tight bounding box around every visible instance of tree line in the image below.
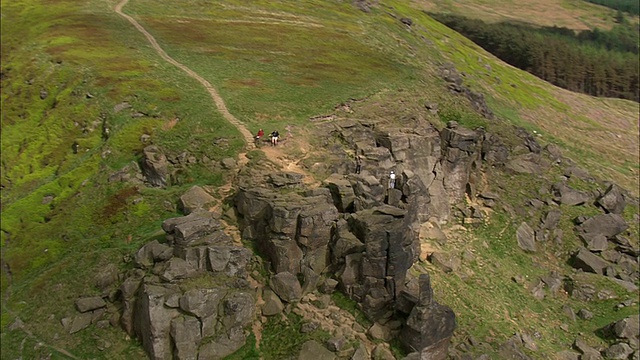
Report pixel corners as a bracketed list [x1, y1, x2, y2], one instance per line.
[430, 14, 639, 102]
[583, 0, 639, 16]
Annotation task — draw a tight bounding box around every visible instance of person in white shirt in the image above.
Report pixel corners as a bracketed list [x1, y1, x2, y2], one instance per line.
[389, 170, 396, 189]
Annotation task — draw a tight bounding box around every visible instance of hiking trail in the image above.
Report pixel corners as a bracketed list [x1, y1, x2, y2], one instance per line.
[115, 0, 255, 150]
[115, 0, 322, 353]
[115, 0, 320, 182]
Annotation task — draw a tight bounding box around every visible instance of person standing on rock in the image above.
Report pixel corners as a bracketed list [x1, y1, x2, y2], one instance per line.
[389, 170, 396, 189]
[355, 154, 362, 174]
[271, 130, 279, 146]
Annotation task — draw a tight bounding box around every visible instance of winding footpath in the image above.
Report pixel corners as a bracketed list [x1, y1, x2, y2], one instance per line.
[114, 0, 255, 149]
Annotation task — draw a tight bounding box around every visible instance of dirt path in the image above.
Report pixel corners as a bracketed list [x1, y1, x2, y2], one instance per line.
[114, 0, 255, 150]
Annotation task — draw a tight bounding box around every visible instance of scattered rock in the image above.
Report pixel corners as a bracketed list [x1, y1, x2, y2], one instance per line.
[562, 305, 576, 322]
[573, 337, 601, 359]
[261, 288, 284, 316]
[68, 312, 93, 334]
[428, 252, 461, 273]
[611, 316, 639, 348]
[603, 342, 633, 359]
[300, 321, 319, 334]
[400, 17, 413, 26]
[577, 214, 628, 239]
[577, 309, 593, 320]
[220, 157, 237, 169]
[499, 335, 533, 360]
[298, 340, 336, 360]
[551, 183, 591, 206]
[368, 322, 393, 341]
[516, 222, 537, 253]
[596, 184, 626, 214]
[556, 350, 580, 360]
[326, 336, 348, 352]
[571, 247, 611, 274]
[141, 145, 169, 187]
[75, 297, 106, 313]
[581, 233, 609, 252]
[371, 345, 395, 360]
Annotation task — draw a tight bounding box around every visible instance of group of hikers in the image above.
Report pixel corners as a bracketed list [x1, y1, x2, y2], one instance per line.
[254, 129, 279, 147]
[254, 130, 397, 189]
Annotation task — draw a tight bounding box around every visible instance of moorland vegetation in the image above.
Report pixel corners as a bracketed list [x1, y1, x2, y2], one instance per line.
[1, 0, 638, 359]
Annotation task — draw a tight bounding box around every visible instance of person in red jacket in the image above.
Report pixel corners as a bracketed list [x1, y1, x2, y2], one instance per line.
[255, 129, 264, 147]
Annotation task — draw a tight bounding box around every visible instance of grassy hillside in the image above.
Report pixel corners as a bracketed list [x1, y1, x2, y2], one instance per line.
[1, 0, 638, 359]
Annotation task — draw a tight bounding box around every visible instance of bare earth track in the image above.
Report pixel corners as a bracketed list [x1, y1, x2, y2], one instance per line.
[115, 0, 256, 150]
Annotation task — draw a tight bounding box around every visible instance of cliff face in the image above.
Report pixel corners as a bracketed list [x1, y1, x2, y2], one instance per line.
[232, 119, 487, 358]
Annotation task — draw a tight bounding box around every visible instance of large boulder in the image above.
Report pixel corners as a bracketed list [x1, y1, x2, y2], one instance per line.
[141, 145, 170, 187]
[577, 214, 628, 239]
[198, 326, 247, 359]
[516, 222, 537, 253]
[324, 174, 356, 212]
[208, 246, 252, 277]
[162, 210, 229, 256]
[610, 316, 640, 349]
[506, 153, 548, 175]
[170, 316, 201, 360]
[596, 184, 626, 214]
[440, 125, 482, 203]
[270, 272, 302, 302]
[75, 297, 106, 313]
[135, 240, 173, 268]
[551, 182, 591, 206]
[571, 247, 611, 275]
[179, 288, 226, 319]
[178, 186, 216, 215]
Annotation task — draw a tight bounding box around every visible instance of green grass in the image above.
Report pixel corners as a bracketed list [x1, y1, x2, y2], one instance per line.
[1, 0, 638, 359]
[331, 291, 373, 329]
[259, 312, 332, 360]
[421, 163, 639, 358]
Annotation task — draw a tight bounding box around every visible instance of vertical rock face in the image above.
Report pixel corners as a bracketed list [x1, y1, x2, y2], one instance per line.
[401, 274, 457, 360]
[338, 205, 415, 318]
[440, 124, 482, 204]
[235, 187, 340, 276]
[134, 284, 181, 360]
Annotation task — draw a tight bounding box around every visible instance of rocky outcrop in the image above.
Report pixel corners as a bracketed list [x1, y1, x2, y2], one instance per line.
[105, 209, 257, 360]
[232, 120, 489, 356]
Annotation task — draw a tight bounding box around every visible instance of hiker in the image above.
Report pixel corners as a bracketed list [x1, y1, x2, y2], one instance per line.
[72, 142, 79, 154]
[389, 170, 396, 189]
[355, 154, 362, 174]
[255, 128, 264, 147]
[271, 130, 279, 146]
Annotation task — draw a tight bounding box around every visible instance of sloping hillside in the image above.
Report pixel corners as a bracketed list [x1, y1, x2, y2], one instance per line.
[1, 0, 638, 359]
